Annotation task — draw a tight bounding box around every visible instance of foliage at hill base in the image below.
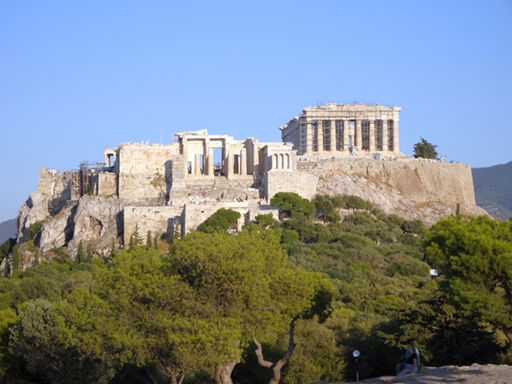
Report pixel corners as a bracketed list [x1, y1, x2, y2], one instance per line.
[0, 193, 511, 384]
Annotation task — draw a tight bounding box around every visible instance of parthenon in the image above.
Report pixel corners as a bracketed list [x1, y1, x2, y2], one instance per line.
[280, 103, 401, 155]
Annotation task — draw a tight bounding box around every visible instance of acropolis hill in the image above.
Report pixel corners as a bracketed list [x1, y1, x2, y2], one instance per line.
[15, 103, 485, 262]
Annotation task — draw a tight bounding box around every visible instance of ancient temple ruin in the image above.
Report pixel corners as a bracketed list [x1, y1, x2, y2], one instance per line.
[280, 103, 401, 156]
[80, 129, 314, 241]
[35, 104, 404, 244]
[27, 102, 480, 258]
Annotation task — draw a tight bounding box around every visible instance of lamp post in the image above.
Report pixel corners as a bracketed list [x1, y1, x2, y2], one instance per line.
[353, 349, 360, 383]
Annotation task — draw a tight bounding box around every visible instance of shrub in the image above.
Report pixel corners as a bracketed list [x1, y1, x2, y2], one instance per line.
[26, 221, 43, 241]
[313, 195, 341, 223]
[199, 208, 241, 233]
[270, 192, 315, 218]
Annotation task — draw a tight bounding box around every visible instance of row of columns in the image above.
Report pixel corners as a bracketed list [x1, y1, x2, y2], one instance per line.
[305, 119, 399, 154]
[183, 137, 249, 178]
[270, 152, 292, 170]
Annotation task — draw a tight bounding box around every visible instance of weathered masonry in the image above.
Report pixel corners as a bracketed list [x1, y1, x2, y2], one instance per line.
[18, 101, 487, 260]
[280, 103, 401, 156]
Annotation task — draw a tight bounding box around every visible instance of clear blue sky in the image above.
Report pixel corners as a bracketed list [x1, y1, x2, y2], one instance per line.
[1, 0, 511, 222]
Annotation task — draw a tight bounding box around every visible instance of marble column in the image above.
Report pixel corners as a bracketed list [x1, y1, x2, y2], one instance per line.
[330, 120, 336, 153]
[194, 154, 201, 176]
[208, 148, 214, 175]
[317, 121, 323, 152]
[369, 120, 376, 152]
[343, 120, 349, 151]
[182, 137, 189, 176]
[382, 120, 388, 152]
[226, 152, 233, 178]
[355, 120, 362, 151]
[240, 148, 247, 175]
[393, 120, 399, 152]
[305, 121, 313, 154]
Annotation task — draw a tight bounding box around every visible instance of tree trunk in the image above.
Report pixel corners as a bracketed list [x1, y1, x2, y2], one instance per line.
[167, 369, 185, 384]
[505, 328, 512, 344]
[253, 320, 296, 384]
[214, 360, 237, 384]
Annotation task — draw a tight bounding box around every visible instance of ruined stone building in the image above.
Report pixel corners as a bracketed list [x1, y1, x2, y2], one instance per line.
[280, 103, 401, 156]
[16, 103, 485, 262]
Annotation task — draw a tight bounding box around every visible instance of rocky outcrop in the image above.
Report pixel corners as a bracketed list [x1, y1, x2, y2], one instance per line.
[297, 157, 487, 224]
[17, 167, 71, 242]
[14, 156, 487, 270]
[38, 204, 76, 251]
[66, 195, 123, 257]
[16, 167, 124, 262]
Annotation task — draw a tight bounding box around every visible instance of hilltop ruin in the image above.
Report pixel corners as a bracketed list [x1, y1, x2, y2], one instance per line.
[15, 104, 486, 263]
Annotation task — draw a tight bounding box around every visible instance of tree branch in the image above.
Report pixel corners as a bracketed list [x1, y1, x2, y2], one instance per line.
[253, 319, 297, 384]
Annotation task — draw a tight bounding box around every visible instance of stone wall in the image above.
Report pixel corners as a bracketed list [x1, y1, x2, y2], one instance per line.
[297, 156, 485, 223]
[96, 172, 117, 197]
[183, 200, 279, 233]
[123, 205, 184, 243]
[264, 169, 319, 200]
[118, 143, 178, 201]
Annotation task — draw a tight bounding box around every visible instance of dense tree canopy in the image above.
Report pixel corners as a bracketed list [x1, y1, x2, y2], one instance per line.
[425, 216, 512, 344]
[0, 194, 511, 383]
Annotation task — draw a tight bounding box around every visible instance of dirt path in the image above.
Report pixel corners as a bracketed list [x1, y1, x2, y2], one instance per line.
[332, 363, 512, 384]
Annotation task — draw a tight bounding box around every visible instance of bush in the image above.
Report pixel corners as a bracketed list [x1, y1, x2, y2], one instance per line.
[401, 219, 425, 235]
[254, 214, 279, 228]
[413, 137, 438, 159]
[26, 221, 43, 241]
[313, 195, 341, 223]
[340, 195, 374, 210]
[199, 208, 241, 233]
[270, 192, 315, 218]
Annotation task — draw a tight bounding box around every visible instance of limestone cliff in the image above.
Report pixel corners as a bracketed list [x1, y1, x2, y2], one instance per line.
[298, 156, 486, 224]
[13, 156, 486, 271]
[15, 168, 124, 270]
[17, 167, 71, 242]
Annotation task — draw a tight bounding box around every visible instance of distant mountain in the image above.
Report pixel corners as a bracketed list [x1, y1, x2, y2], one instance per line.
[0, 219, 17, 243]
[472, 161, 512, 220]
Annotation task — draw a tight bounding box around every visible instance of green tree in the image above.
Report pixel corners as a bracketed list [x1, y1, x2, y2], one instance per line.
[270, 192, 315, 219]
[199, 208, 241, 233]
[9, 299, 113, 384]
[0, 239, 14, 264]
[170, 228, 331, 384]
[313, 195, 341, 223]
[129, 224, 142, 249]
[0, 308, 17, 379]
[425, 215, 512, 354]
[254, 214, 280, 229]
[413, 137, 438, 159]
[26, 221, 43, 242]
[281, 318, 344, 384]
[76, 240, 84, 264]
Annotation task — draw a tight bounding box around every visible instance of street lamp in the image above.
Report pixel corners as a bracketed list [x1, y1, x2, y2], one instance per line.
[352, 349, 360, 382]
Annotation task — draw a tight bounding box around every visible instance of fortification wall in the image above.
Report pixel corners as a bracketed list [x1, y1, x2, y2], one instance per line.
[183, 201, 279, 233]
[264, 170, 319, 200]
[123, 205, 184, 243]
[118, 143, 178, 201]
[297, 156, 484, 223]
[95, 173, 117, 197]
